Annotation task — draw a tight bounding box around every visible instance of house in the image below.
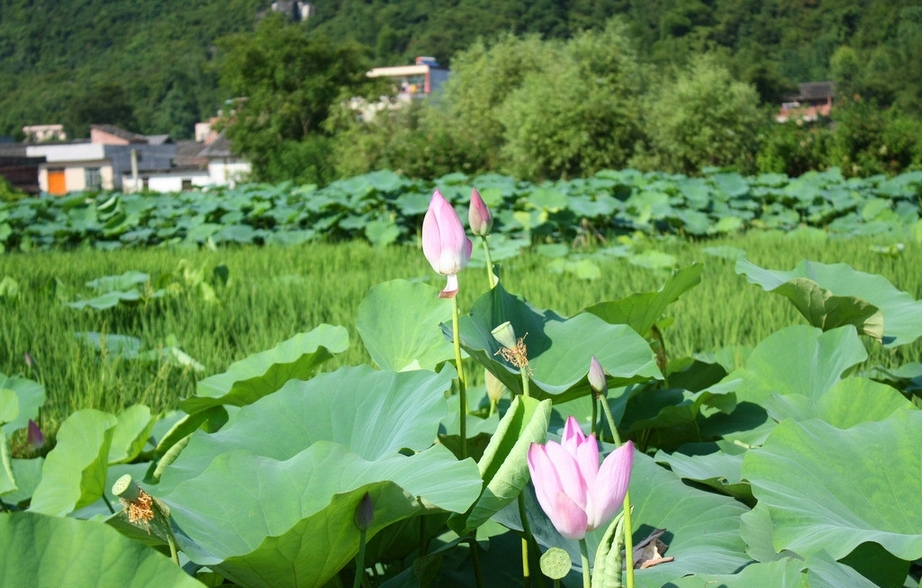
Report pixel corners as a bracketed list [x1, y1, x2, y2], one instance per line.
[119, 130, 251, 193]
[777, 82, 835, 123]
[366, 57, 449, 100]
[24, 124, 176, 194]
[0, 144, 45, 194]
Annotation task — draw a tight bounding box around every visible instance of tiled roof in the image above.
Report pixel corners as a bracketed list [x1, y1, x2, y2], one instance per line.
[90, 124, 149, 144]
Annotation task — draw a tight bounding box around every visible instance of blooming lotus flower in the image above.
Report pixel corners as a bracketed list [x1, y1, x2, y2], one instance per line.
[468, 187, 493, 236]
[527, 416, 633, 540]
[422, 189, 472, 298]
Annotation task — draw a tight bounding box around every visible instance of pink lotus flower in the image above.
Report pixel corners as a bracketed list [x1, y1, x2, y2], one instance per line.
[468, 187, 493, 236]
[422, 189, 472, 298]
[527, 416, 633, 540]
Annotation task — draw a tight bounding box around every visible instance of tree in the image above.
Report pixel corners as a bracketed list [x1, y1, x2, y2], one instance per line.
[216, 13, 371, 183]
[636, 54, 762, 175]
[499, 21, 644, 180]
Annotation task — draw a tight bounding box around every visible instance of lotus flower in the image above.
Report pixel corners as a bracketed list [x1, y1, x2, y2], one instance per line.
[468, 187, 493, 236]
[527, 416, 633, 540]
[422, 189, 472, 298]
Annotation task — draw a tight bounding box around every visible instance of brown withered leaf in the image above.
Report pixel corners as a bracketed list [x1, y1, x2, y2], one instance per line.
[632, 528, 675, 569]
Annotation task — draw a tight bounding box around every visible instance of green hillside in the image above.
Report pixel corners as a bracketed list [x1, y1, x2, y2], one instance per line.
[1, 0, 920, 144]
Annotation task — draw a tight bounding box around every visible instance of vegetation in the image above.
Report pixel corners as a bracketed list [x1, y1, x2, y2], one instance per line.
[3, 1, 922, 180]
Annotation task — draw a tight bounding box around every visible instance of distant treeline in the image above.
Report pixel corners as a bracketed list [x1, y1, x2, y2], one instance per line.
[1, 0, 920, 180]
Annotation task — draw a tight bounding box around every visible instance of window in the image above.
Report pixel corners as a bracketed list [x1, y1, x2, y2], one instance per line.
[181, 179, 193, 191]
[85, 168, 102, 190]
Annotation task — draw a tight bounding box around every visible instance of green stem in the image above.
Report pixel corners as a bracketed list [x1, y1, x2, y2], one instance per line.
[451, 295, 467, 459]
[598, 396, 635, 588]
[591, 396, 598, 437]
[102, 493, 115, 514]
[578, 538, 591, 588]
[518, 493, 533, 588]
[520, 369, 530, 399]
[167, 532, 179, 566]
[352, 529, 366, 588]
[481, 236, 496, 289]
[469, 535, 485, 588]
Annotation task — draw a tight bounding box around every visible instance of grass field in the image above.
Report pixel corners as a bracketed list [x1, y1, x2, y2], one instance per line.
[1, 231, 919, 442]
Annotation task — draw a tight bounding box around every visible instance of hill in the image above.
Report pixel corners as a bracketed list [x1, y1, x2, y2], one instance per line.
[1, 0, 920, 140]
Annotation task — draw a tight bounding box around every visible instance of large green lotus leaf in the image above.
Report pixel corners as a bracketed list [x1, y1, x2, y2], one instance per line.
[0, 372, 45, 437]
[160, 366, 455, 486]
[584, 264, 702, 337]
[2, 457, 43, 505]
[29, 409, 117, 516]
[0, 430, 14, 495]
[499, 451, 751, 585]
[108, 404, 156, 464]
[455, 284, 660, 403]
[86, 270, 150, 291]
[762, 376, 916, 429]
[0, 388, 17, 424]
[654, 449, 752, 504]
[664, 553, 877, 588]
[736, 258, 922, 346]
[357, 280, 454, 372]
[162, 443, 481, 588]
[725, 325, 867, 406]
[0, 511, 204, 588]
[767, 276, 883, 340]
[449, 396, 552, 535]
[742, 411, 922, 562]
[181, 324, 349, 413]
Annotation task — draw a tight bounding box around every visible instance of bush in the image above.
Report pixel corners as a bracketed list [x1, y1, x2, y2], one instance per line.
[756, 120, 832, 177]
[635, 54, 762, 175]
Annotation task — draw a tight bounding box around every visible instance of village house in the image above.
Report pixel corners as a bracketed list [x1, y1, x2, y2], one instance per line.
[0, 122, 251, 195]
[776, 81, 835, 123]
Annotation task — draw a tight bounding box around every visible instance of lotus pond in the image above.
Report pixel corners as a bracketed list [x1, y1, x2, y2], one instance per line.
[1, 172, 921, 587]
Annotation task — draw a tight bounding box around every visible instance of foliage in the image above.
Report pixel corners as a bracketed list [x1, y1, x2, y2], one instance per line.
[498, 21, 644, 180]
[215, 13, 372, 184]
[634, 55, 762, 175]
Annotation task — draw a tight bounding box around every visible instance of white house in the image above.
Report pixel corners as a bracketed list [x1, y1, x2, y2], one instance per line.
[25, 125, 175, 194]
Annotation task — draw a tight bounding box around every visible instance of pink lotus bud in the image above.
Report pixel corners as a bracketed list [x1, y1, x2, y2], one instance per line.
[28, 419, 45, 450]
[588, 356, 608, 397]
[422, 190, 472, 298]
[468, 187, 493, 236]
[527, 416, 633, 540]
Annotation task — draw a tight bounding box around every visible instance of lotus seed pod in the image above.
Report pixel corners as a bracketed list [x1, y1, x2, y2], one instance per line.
[491, 321, 517, 349]
[112, 474, 141, 501]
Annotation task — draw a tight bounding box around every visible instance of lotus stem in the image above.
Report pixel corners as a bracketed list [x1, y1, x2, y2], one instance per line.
[518, 493, 532, 588]
[578, 538, 591, 588]
[352, 529, 366, 588]
[599, 395, 635, 588]
[481, 236, 496, 289]
[451, 295, 467, 459]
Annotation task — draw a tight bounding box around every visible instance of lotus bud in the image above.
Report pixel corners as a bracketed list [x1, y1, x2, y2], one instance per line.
[491, 321, 517, 349]
[27, 419, 45, 450]
[468, 187, 493, 236]
[484, 369, 508, 404]
[422, 189, 473, 299]
[588, 356, 608, 398]
[354, 492, 374, 531]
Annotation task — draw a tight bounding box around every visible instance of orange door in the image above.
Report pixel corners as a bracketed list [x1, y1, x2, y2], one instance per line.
[47, 169, 66, 195]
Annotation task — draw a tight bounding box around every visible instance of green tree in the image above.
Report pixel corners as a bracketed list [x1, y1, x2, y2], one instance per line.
[636, 54, 762, 175]
[216, 13, 371, 184]
[499, 21, 644, 180]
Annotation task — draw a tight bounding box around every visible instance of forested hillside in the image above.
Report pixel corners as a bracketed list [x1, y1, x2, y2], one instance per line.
[1, 0, 920, 163]
[0, 0, 262, 139]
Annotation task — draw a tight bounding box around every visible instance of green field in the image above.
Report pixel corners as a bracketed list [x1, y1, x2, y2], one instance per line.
[2, 230, 918, 445]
